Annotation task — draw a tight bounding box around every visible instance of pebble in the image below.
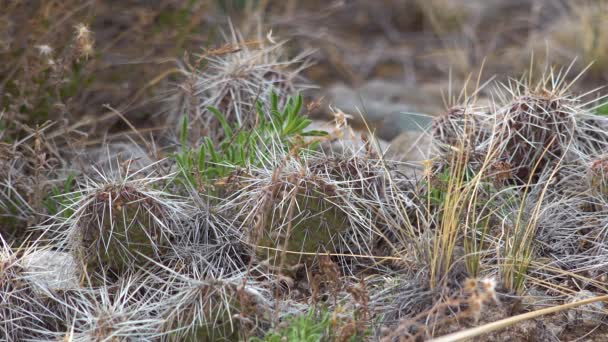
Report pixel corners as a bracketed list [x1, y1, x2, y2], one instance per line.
[21, 250, 80, 293]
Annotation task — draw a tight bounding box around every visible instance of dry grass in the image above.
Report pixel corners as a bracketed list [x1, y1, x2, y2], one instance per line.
[3, 1, 608, 341]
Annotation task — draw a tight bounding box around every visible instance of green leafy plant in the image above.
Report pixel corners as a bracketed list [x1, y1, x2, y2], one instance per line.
[427, 168, 452, 207]
[251, 309, 331, 342]
[174, 92, 326, 190]
[596, 102, 608, 116]
[426, 164, 480, 211]
[43, 173, 77, 217]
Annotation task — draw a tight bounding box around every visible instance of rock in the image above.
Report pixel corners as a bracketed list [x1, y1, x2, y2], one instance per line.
[22, 250, 80, 293]
[68, 141, 154, 175]
[324, 80, 439, 140]
[567, 290, 606, 327]
[386, 130, 432, 162]
[382, 130, 431, 178]
[544, 322, 565, 340]
[306, 120, 390, 156]
[520, 288, 553, 309]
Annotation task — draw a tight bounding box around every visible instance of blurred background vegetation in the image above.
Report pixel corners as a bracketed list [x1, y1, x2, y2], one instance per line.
[2, 0, 607, 138]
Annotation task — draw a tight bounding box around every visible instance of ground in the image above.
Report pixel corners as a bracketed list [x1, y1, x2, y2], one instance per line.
[1, 1, 608, 341]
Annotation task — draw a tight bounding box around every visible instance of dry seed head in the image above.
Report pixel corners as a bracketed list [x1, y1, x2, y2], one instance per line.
[346, 277, 370, 320]
[480, 278, 497, 300]
[78, 42, 94, 60]
[36, 44, 53, 56]
[73, 23, 94, 60]
[74, 23, 92, 40]
[465, 277, 498, 305]
[331, 106, 353, 130]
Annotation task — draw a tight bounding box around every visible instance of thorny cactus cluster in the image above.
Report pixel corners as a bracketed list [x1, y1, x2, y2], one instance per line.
[428, 66, 608, 315]
[54, 168, 187, 281]
[431, 104, 487, 155]
[230, 153, 414, 271]
[167, 24, 313, 144]
[0, 241, 60, 341]
[4, 23, 608, 341]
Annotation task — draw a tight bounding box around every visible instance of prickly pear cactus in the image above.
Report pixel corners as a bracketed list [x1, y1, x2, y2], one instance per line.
[255, 183, 349, 269]
[73, 183, 175, 277]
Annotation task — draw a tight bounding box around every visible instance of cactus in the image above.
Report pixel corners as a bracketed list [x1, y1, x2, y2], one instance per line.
[166, 205, 250, 278]
[229, 151, 417, 271]
[152, 267, 270, 341]
[588, 155, 608, 197]
[47, 165, 187, 280]
[431, 104, 488, 155]
[0, 240, 60, 341]
[49, 275, 165, 341]
[168, 25, 313, 144]
[253, 178, 350, 268]
[491, 73, 608, 184]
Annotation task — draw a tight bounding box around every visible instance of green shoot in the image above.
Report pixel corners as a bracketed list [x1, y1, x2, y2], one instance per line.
[174, 93, 327, 190]
[251, 309, 331, 342]
[43, 173, 78, 218]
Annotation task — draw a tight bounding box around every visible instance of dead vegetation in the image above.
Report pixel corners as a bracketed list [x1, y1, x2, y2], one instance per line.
[2, 1, 608, 341]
